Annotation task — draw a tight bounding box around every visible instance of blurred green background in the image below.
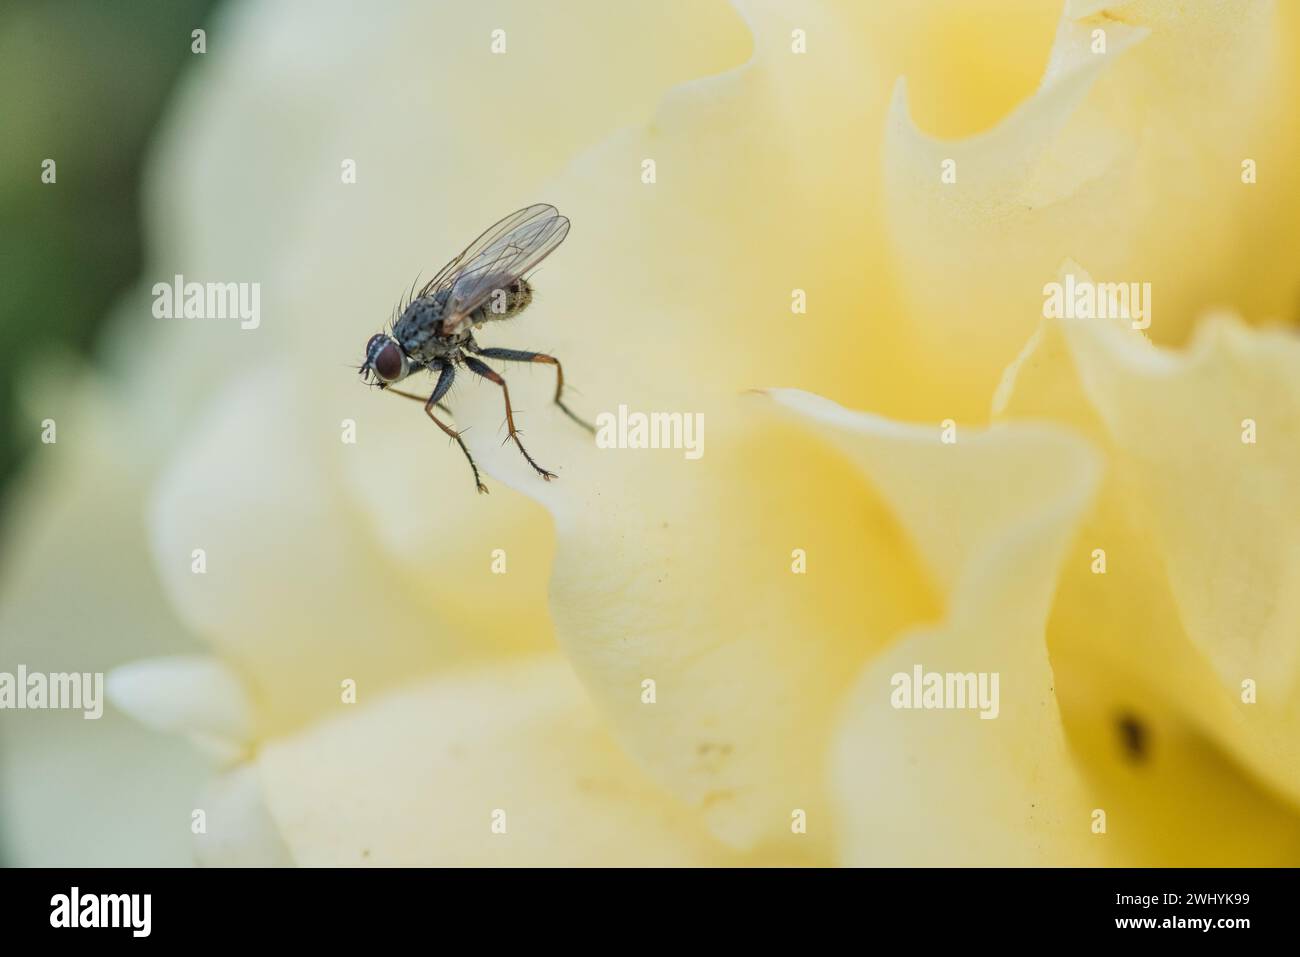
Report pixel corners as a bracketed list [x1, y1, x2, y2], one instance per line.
[0, 0, 220, 867]
[0, 0, 219, 510]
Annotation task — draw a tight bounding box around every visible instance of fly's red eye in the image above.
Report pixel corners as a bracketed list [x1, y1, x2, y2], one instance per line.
[373, 341, 403, 381]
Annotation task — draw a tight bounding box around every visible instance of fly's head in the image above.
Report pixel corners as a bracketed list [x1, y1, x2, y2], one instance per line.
[359, 333, 410, 388]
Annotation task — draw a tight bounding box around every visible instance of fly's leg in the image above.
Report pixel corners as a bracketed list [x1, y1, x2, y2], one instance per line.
[471, 347, 595, 434]
[385, 390, 453, 418]
[385, 361, 488, 494]
[462, 355, 557, 481]
[386, 387, 452, 418]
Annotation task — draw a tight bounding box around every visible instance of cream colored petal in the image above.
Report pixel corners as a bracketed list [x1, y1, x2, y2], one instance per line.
[768, 389, 1094, 596]
[884, 0, 1299, 420]
[0, 372, 209, 865]
[447, 389, 936, 854]
[147, 363, 558, 737]
[452, 385, 1115, 862]
[1057, 317, 1300, 698]
[848, 0, 1067, 139]
[257, 655, 776, 866]
[193, 764, 294, 867]
[107, 656, 254, 764]
[1064, 0, 1126, 20]
[996, 278, 1300, 862]
[768, 390, 1108, 864]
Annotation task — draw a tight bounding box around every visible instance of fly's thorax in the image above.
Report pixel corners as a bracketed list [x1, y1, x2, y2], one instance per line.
[393, 296, 449, 360]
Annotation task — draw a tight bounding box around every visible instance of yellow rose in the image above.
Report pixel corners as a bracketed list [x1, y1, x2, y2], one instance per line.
[3, 0, 1299, 866]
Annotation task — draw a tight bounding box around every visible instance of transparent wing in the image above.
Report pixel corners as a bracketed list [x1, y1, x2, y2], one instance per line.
[418, 204, 569, 317]
[418, 204, 566, 308]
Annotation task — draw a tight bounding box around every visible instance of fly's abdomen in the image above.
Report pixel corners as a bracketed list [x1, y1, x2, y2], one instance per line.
[474, 278, 533, 323]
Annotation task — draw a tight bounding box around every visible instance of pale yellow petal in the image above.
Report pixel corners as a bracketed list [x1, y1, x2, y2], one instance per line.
[883, 0, 1300, 421]
[769, 390, 1107, 864]
[107, 656, 254, 763]
[0, 373, 209, 865]
[996, 285, 1300, 862]
[450, 390, 936, 854]
[147, 364, 555, 736]
[257, 655, 774, 866]
[193, 764, 294, 867]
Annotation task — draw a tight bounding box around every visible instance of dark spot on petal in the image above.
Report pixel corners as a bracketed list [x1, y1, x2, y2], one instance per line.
[1116, 712, 1150, 764]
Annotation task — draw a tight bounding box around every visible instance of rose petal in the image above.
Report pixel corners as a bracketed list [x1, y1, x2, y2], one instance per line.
[257, 655, 777, 866]
[996, 267, 1300, 860]
[193, 764, 294, 867]
[452, 391, 937, 852]
[148, 364, 554, 736]
[883, 0, 1299, 420]
[769, 389, 1107, 864]
[0, 374, 210, 865]
[107, 655, 254, 763]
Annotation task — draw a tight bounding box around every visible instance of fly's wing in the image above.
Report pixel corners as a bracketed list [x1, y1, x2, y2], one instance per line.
[396, 211, 542, 321]
[430, 206, 570, 322]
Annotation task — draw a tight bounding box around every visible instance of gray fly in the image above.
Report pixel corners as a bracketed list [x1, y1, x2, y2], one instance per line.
[359, 204, 592, 494]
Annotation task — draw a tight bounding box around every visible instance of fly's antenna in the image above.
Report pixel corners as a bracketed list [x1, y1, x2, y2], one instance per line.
[346, 356, 374, 386]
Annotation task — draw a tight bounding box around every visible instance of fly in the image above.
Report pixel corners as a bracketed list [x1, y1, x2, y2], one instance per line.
[358, 204, 593, 494]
